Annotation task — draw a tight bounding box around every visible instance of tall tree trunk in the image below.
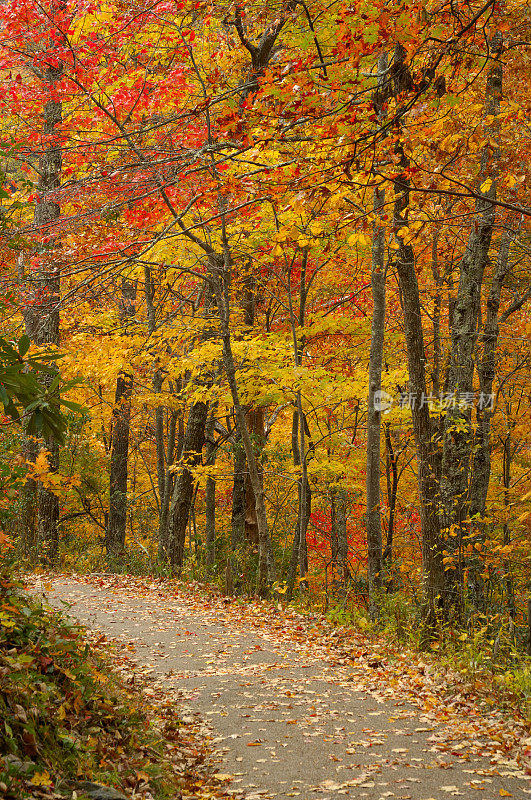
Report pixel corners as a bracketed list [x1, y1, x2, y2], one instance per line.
[143, 265, 182, 562]
[211, 254, 275, 596]
[439, 39, 503, 614]
[157, 408, 181, 559]
[21, 54, 63, 564]
[365, 50, 388, 615]
[392, 44, 445, 626]
[106, 280, 136, 562]
[228, 437, 246, 590]
[205, 474, 216, 567]
[285, 250, 312, 595]
[106, 372, 132, 559]
[240, 262, 266, 549]
[467, 210, 527, 608]
[163, 286, 215, 572]
[430, 228, 443, 397]
[468, 224, 513, 520]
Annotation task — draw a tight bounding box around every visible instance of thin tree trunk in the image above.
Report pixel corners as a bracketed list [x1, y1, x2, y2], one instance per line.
[365, 51, 388, 615]
[205, 475, 216, 567]
[296, 394, 310, 589]
[228, 437, 246, 591]
[205, 406, 218, 570]
[244, 407, 265, 545]
[143, 265, 182, 562]
[501, 428, 516, 619]
[382, 423, 398, 567]
[332, 486, 348, 586]
[430, 228, 442, 397]
[106, 280, 136, 563]
[231, 439, 246, 549]
[286, 411, 302, 602]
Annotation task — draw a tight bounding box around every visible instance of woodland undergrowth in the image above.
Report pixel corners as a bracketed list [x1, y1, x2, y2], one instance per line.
[322, 590, 531, 728]
[15, 549, 531, 734]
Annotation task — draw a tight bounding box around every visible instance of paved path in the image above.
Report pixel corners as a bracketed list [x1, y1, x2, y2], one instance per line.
[36, 576, 528, 800]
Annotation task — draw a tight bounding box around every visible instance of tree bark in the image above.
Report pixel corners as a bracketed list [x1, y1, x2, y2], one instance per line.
[204, 407, 218, 570]
[211, 254, 275, 596]
[163, 284, 215, 572]
[106, 280, 136, 562]
[331, 486, 349, 586]
[286, 411, 301, 602]
[244, 407, 265, 545]
[391, 44, 445, 625]
[382, 423, 398, 567]
[166, 399, 209, 572]
[439, 39, 503, 613]
[143, 266, 184, 563]
[365, 51, 388, 615]
[231, 438, 246, 549]
[21, 55, 63, 564]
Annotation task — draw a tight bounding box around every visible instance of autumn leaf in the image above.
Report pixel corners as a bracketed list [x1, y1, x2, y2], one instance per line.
[31, 771, 52, 787]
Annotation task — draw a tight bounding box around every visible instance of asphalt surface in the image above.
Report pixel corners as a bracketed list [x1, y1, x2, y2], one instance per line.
[36, 577, 529, 800]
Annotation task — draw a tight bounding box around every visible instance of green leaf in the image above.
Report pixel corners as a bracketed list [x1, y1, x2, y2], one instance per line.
[18, 334, 30, 357]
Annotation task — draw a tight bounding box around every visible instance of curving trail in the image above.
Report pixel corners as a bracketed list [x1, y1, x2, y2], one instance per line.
[32, 574, 528, 800]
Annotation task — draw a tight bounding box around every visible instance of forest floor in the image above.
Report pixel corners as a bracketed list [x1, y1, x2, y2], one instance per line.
[29, 573, 530, 800]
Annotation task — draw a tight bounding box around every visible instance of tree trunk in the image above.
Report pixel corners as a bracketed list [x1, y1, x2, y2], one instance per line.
[382, 423, 398, 568]
[439, 41, 503, 614]
[156, 408, 179, 560]
[286, 411, 301, 602]
[296, 396, 310, 589]
[365, 50, 388, 615]
[106, 280, 136, 563]
[466, 213, 518, 607]
[162, 284, 215, 572]
[106, 372, 133, 559]
[205, 407, 218, 570]
[231, 439, 246, 549]
[244, 407, 265, 545]
[286, 405, 312, 600]
[205, 474, 216, 567]
[331, 486, 349, 587]
[21, 56, 63, 563]
[501, 427, 516, 619]
[228, 437, 246, 591]
[166, 399, 209, 572]
[392, 44, 445, 626]
[211, 255, 275, 596]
